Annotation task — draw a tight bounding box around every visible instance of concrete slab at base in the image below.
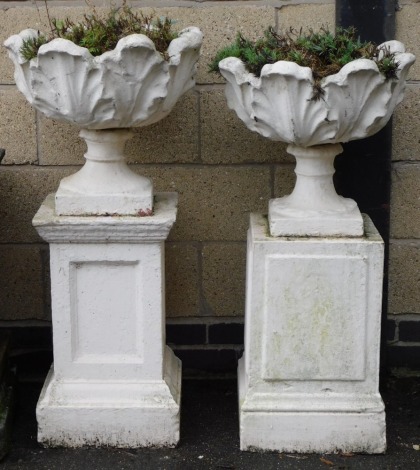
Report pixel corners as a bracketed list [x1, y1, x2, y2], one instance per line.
[239, 409, 386, 454]
[37, 347, 181, 448]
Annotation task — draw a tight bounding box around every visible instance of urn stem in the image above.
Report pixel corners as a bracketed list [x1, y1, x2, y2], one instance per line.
[268, 143, 364, 237]
[287, 143, 344, 211]
[55, 128, 153, 216]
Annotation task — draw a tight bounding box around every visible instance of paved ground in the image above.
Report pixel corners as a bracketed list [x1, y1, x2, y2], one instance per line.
[2, 377, 420, 469]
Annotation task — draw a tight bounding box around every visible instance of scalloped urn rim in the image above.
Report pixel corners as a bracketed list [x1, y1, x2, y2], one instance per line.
[218, 40, 415, 147]
[4, 26, 203, 130]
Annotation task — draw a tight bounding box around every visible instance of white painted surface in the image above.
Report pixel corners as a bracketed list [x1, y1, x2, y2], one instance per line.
[37, 347, 181, 447]
[268, 144, 363, 237]
[239, 213, 386, 453]
[4, 27, 203, 129]
[219, 41, 414, 146]
[33, 193, 177, 242]
[33, 193, 181, 447]
[55, 129, 153, 216]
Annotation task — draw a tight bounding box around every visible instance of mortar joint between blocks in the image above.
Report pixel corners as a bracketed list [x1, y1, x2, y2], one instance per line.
[196, 88, 203, 163]
[35, 111, 42, 165]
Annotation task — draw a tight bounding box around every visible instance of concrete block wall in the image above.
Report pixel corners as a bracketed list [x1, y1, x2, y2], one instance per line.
[0, 0, 418, 376]
[388, 0, 420, 374]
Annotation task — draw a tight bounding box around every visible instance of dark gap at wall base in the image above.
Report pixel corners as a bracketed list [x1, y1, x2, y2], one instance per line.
[387, 346, 420, 371]
[335, 0, 395, 372]
[335, 0, 396, 43]
[2, 321, 420, 381]
[0, 333, 15, 460]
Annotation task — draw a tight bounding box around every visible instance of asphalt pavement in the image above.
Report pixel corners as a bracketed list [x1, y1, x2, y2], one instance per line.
[2, 377, 420, 469]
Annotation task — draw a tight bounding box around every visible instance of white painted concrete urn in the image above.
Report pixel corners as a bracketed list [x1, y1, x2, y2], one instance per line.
[219, 40, 415, 236]
[5, 26, 203, 215]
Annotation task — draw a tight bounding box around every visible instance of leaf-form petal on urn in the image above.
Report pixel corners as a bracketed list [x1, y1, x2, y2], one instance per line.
[220, 59, 334, 146]
[322, 59, 391, 142]
[29, 39, 111, 127]
[164, 27, 203, 113]
[219, 57, 265, 135]
[4, 28, 203, 129]
[4, 29, 39, 104]
[218, 40, 415, 146]
[253, 61, 333, 146]
[369, 41, 416, 135]
[98, 35, 169, 129]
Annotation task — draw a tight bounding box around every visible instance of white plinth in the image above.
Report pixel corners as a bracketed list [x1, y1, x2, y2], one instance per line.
[239, 213, 386, 453]
[33, 192, 180, 447]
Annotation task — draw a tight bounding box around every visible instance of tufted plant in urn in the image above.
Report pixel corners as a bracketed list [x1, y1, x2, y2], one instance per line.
[5, 6, 203, 216]
[211, 27, 415, 237]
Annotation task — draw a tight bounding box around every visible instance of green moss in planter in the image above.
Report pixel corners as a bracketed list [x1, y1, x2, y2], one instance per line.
[20, 6, 177, 60]
[210, 27, 399, 92]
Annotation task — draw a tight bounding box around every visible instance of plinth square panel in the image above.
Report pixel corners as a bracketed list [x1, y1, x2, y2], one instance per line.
[262, 255, 367, 381]
[49, 242, 165, 381]
[71, 261, 142, 363]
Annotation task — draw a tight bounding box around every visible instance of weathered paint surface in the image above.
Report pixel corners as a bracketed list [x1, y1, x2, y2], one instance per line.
[239, 213, 386, 453]
[33, 193, 181, 448]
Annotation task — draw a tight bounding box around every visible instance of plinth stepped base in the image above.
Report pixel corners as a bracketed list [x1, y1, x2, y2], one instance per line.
[37, 347, 181, 448]
[238, 358, 386, 453]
